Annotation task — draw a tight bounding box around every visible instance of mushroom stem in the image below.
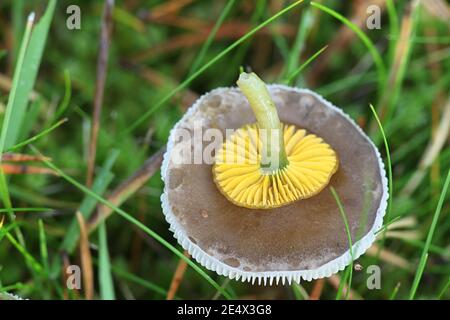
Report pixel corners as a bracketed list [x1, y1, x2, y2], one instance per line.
[236, 72, 289, 171]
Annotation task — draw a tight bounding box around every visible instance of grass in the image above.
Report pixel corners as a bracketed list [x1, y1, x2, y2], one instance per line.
[6, 232, 43, 273]
[58, 149, 118, 255]
[330, 187, 354, 300]
[282, 6, 314, 81]
[376, 1, 420, 127]
[385, 0, 399, 64]
[284, 45, 328, 85]
[369, 103, 393, 247]
[0, 11, 35, 242]
[409, 169, 450, 299]
[38, 219, 49, 275]
[187, 0, 237, 76]
[4, 0, 56, 148]
[34, 146, 232, 300]
[292, 283, 308, 300]
[5, 118, 68, 152]
[437, 277, 450, 299]
[0, 0, 449, 300]
[98, 221, 115, 300]
[53, 70, 71, 121]
[123, 0, 305, 135]
[109, 262, 168, 298]
[310, 1, 386, 91]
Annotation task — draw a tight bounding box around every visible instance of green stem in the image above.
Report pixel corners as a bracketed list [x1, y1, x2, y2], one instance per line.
[236, 72, 288, 171]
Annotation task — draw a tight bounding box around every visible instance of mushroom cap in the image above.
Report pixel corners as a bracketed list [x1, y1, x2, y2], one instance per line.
[161, 85, 388, 285]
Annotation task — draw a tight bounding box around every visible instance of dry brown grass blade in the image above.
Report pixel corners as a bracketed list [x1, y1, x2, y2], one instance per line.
[377, 216, 420, 240]
[146, 0, 194, 20]
[88, 148, 165, 232]
[423, 0, 450, 23]
[131, 22, 295, 62]
[136, 66, 199, 112]
[61, 251, 80, 300]
[166, 250, 190, 300]
[367, 244, 412, 271]
[127, 61, 200, 105]
[309, 278, 325, 300]
[86, 0, 114, 188]
[424, 23, 446, 198]
[1, 153, 50, 162]
[383, 230, 421, 241]
[386, 216, 417, 230]
[327, 275, 362, 300]
[308, 0, 386, 86]
[145, 15, 207, 31]
[1, 164, 57, 175]
[76, 211, 94, 300]
[375, 1, 416, 123]
[401, 97, 450, 197]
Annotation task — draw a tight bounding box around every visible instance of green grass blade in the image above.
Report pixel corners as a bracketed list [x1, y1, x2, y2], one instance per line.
[123, 0, 305, 135]
[374, 216, 401, 235]
[409, 169, 450, 299]
[0, 222, 21, 243]
[369, 103, 393, 263]
[369, 103, 393, 257]
[33, 146, 232, 300]
[369, 104, 393, 214]
[0, 282, 27, 293]
[59, 150, 119, 254]
[0, 207, 51, 213]
[16, 97, 42, 144]
[6, 232, 43, 273]
[112, 6, 145, 32]
[310, 2, 386, 90]
[98, 221, 115, 300]
[273, 34, 291, 62]
[437, 277, 450, 299]
[330, 187, 353, 300]
[5, 118, 68, 152]
[336, 266, 351, 300]
[54, 69, 72, 120]
[385, 0, 399, 64]
[0, 13, 34, 185]
[317, 71, 377, 97]
[292, 283, 308, 300]
[0, 13, 36, 245]
[223, 0, 266, 80]
[38, 219, 49, 276]
[285, 45, 328, 85]
[283, 7, 314, 79]
[389, 282, 401, 300]
[380, 3, 419, 124]
[110, 263, 168, 297]
[400, 239, 450, 259]
[5, 0, 57, 148]
[187, 0, 236, 76]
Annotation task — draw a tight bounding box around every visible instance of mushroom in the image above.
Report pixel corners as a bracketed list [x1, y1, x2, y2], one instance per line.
[161, 72, 388, 285]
